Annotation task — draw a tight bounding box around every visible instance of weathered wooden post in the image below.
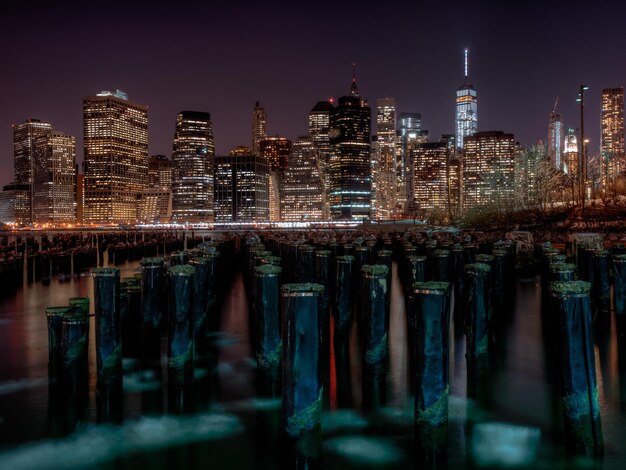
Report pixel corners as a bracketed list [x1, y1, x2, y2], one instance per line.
[549, 281, 604, 458]
[360, 265, 390, 409]
[140, 257, 165, 363]
[167, 264, 195, 414]
[281, 283, 324, 467]
[411, 281, 452, 464]
[255, 264, 283, 396]
[93, 267, 122, 422]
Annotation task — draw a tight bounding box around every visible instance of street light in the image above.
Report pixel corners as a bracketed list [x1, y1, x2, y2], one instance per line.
[577, 85, 589, 213]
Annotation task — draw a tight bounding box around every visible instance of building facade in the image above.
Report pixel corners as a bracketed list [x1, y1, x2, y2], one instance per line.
[83, 90, 148, 224]
[281, 136, 324, 221]
[601, 88, 625, 182]
[398, 112, 428, 216]
[171, 111, 215, 222]
[412, 141, 449, 214]
[252, 101, 267, 155]
[372, 98, 397, 220]
[548, 110, 564, 171]
[148, 154, 173, 189]
[563, 128, 578, 177]
[32, 132, 76, 224]
[214, 150, 269, 223]
[13, 119, 53, 222]
[462, 131, 515, 211]
[309, 101, 333, 218]
[0, 183, 31, 225]
[455, 49, 478, 149]
[259, 136, 292, 222]
[328, 78, 372, 220]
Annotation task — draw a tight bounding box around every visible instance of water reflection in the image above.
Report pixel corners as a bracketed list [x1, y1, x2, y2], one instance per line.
[0, 259, 625, 468]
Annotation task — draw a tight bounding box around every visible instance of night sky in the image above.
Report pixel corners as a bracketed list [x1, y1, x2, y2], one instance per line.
[1, 0, 625, 187]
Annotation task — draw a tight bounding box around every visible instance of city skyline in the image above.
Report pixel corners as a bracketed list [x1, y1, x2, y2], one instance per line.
[1, 1, 625, 187]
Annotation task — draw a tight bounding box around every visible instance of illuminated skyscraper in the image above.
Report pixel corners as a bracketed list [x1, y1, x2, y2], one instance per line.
[328, 77, 371, 220]
[252, 101, 267, 155]
[0, 183, 31, 225]
[32, 132, 76, 223]
[281, 136, 324, 221]
[463, 131, 515, 211]
[148, 154, 173, 189]
[13, 119, 53, 222]
[563, 128, 578, 177]
[372, 98, 397, 219]
[548, 107, 564, 170]
[171, 111, 215, 222]
[83, 90, 148, 224]
[141, 155, 173, 223]
[398, 112, 427, 215]
[601, 88, 625, 181]
[455, 48, 478, 149]
[309, 101, 333, 217]
[259, 136, 292, 221]
[412, 141, 449, 213]
[214, 148, 269, 223]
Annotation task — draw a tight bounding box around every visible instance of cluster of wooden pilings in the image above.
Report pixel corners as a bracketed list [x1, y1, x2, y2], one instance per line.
[240, 230, 518, 467]
[1, 231, 207, 295]
[45, 238, 237, 433]
[538, 234, 626, 459]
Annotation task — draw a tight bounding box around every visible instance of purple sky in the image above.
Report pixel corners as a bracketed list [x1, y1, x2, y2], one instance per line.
[1, 0, 625, 187]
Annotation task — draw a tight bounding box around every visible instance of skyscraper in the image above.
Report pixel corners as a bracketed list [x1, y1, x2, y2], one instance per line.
[13, 119, 53, 222]
[328, 77, 372, 220]
[147, 154, 173, 189]
[214, 149, 269, 223]
[372, 98, 397, 220]
[455, 48, 478, 149]
[398, 112, 427, 216]
[309, 101, 333, 218]
[548, 106, 564, 171]
[412, 141, 449, 214]
[171, 111, 215, 222]
[140, 155, 173, 223]
[252, 101, 267, 155]
[32, 132, 76, 223]
[83, 90, 148, 224]
[281, 136, 324, 221]
[563, 128, 578, 177]
[462, 131, 515, 211]
[601, 88, 625, 181]
[259, 136, 292, 222]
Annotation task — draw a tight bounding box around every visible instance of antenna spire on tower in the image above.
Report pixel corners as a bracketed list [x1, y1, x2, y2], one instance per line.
[464, 48, 469, 79]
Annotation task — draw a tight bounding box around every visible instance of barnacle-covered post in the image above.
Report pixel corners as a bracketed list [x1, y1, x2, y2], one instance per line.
[93, 267, 122, 422]
[46, 306, 71, 382]
[281, 283, 324, 467]
[360, 264, 390, 409]
[431, 249, 451, 283]
[189, 256, 211, 362]
[61, 310, 90, 431]
[611, 254, 626, 334]
[411, 281, 451, 464]
[463, 263, 490, 382]
[167, 264, 195, 414]
[594, 250, 610, 317]
[549, 281, 604, 458]
[68, 296, 90, 373]
[141, 257, 166, 363]
[121, 281, 142, 358]
[255, 264, 283, 396]
[315, 249, 332, 406]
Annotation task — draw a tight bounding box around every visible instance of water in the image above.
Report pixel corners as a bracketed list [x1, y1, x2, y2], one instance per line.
[0, 260, 625, 468]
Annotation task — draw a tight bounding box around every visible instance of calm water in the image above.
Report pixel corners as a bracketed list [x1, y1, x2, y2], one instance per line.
[0, 259, 625, 469]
